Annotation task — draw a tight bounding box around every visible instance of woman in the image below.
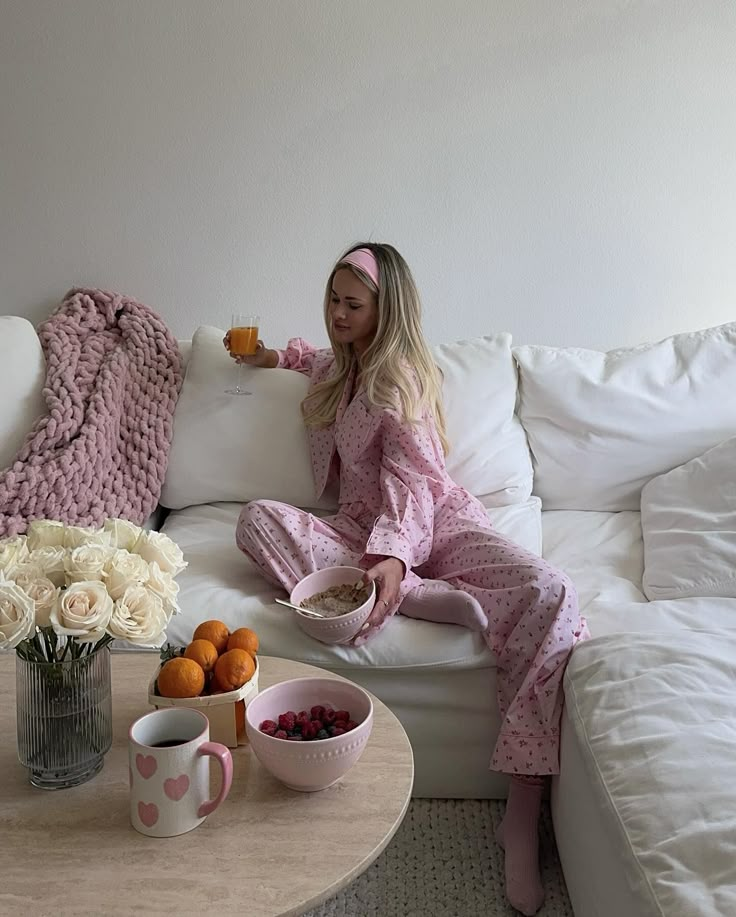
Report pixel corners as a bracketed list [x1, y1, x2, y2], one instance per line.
[228, 243, 586, 916]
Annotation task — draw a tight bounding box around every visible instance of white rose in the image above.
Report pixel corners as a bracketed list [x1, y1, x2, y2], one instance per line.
[0, 535, 30, 578]
[26, 520, 66, 550]
[108, 586, 168, 647]
[145, 561, 180, 617]
[105, 549, 150, 600]
[64, 544, 113, 584]
[0, 577, 36, 649]
[13, 572, 59, 628]
[28, 546, 67, 587]
[63, 525, 113, 550]
[10, 558, 45, 581]
[50, 581, 113, 643]
[133, 531, 187, 576]
[104, 518, 144, 552]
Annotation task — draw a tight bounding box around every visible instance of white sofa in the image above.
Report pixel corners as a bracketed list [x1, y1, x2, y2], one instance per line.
[4, 315, 736, 917]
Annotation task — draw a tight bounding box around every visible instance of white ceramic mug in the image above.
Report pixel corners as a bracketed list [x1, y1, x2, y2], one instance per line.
[129, 707, 233, 838]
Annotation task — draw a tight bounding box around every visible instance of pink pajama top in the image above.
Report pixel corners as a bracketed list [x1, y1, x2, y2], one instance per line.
[276, 338, 491, 574]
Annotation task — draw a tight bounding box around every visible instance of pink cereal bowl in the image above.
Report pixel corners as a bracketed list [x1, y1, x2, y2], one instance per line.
[245, 676, 374, 792]
[289, 566, 376, 645]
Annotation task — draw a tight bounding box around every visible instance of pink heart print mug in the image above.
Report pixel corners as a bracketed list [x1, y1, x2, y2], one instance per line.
[129, 707, 233, 838]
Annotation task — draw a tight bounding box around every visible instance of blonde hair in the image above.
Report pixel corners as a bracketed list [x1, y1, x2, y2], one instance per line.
[301, 242, 449, 454]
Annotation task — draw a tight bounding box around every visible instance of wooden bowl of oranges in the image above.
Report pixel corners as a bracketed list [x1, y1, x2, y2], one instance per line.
[148, 620, 260, 748]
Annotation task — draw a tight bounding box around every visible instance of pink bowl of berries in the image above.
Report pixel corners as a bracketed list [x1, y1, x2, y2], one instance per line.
[245, 676, 374, 792]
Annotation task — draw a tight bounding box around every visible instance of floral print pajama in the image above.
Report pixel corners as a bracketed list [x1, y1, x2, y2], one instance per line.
[236, 339, 587, 775]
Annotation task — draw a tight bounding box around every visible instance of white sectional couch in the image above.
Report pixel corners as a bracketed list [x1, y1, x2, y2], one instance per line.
[4, 315, 736, 917]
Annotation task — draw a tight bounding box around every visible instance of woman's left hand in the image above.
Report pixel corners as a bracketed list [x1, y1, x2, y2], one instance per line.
[362, 557, 405, 631]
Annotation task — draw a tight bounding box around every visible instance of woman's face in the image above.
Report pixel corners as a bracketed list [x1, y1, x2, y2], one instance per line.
[329, 268, 378, 356]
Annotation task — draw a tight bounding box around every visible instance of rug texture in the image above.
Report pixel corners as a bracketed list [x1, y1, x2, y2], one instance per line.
[304, 799, 574, 917]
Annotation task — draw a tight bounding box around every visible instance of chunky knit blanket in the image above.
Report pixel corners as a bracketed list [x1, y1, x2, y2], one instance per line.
[0, 288, 183, 537]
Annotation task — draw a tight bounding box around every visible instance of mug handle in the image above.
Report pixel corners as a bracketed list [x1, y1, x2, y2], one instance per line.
[196, 742, 233, 818]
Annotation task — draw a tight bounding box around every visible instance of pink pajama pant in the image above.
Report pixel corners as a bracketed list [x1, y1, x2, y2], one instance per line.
[236, 499, 587, 776]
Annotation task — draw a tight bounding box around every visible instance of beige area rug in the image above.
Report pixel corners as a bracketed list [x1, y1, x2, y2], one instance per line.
[304, 799, 574, 917]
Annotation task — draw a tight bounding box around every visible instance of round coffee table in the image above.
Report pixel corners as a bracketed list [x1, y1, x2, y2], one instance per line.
[0, 653, 414, 916]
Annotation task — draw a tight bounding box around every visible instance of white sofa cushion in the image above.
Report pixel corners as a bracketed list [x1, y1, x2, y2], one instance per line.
[159, 496, 541, 668]
[162, 328, 531, 510]
[542, 509, 646, 619]
[436, 335, 532, 507]
[0, 316, 46, 472]
[640, 436, 736, 600]
[564, 630, 736, 917]
[161, 326, 319, 509]
[514, 321, 736, 511]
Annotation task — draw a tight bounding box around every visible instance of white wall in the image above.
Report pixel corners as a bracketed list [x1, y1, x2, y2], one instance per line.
[1, 0, 734, 349]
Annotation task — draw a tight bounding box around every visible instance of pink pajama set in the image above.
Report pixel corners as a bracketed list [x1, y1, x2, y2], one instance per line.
[236, 339, 587, 776]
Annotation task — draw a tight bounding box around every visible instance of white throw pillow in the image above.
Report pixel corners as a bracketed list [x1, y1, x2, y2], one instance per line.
[163, 328, 532, 510]
[160, 326, 319, 509]
[0, 316, 46, 472]
[641, 436, 736, 600]
[435, 335, 532, 507]
[514, 321, 736, 511]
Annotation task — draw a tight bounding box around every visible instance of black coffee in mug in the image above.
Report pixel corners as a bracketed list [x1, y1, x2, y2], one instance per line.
[150, 739, 187, 748]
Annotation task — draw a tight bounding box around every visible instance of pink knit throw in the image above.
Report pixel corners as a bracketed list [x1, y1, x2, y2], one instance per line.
[0, 288, 183, 537]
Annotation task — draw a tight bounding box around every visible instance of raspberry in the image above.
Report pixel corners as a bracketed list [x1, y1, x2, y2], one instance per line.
[296, 710, 311, 724]
[274, 729, 288, 740]
[334, 710, 351, 723]
[345, 720, 358, 731]
[322, 708, 337, 725]
[310, 705, 325, 720]
[278, 711, 297, 732]
[259, 720, 278, 735]
[301, 721, 318, 741]
[329, 725, 346, 737]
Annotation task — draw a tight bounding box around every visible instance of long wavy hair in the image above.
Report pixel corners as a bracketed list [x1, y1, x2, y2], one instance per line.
[301, 242, 449, 454]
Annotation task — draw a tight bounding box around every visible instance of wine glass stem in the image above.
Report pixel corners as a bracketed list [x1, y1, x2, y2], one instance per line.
[235, 360, 243, 393]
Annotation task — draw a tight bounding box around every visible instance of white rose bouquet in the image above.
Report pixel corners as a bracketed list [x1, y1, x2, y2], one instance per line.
[0, 519, 187, 663]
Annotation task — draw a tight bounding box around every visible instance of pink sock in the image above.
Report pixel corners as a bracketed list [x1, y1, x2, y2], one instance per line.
[399, 580, 487, 631]
[495, 776, 545, 916]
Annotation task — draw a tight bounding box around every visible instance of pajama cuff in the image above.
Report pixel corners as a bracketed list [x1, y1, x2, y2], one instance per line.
[362, 531, 413, 577]
[491, 732, 560, 777]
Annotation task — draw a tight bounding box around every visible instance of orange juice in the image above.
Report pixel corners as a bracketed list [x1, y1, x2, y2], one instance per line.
[229, 326, 258, 356]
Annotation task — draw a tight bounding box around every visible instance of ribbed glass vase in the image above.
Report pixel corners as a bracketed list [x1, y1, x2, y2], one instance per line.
[16, 645, 113, 789]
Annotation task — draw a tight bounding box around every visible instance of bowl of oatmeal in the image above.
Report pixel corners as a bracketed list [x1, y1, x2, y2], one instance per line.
[289, 566, 376, 645]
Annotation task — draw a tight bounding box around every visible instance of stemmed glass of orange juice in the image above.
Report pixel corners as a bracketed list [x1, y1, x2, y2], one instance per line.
[225, 313, 260, 395]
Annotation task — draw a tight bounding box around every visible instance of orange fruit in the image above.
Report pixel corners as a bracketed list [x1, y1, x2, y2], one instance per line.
[192, 619, 230, 655]
[214, 649, 256, 692]
[226, 627, 259, 657]
[157, 657, 206, 698]
[183, 639, 218, 674]
[234, 700, 246, 738]
[208, 672, 226, 694]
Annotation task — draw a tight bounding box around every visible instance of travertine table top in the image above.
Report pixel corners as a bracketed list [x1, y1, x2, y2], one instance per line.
[0, 653, 414, 916]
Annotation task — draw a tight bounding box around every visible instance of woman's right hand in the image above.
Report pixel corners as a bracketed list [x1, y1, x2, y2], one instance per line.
[223, 332, 278, 368]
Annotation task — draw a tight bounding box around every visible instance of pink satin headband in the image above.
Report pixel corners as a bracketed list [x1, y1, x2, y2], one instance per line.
[338, 248, 379, 289]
